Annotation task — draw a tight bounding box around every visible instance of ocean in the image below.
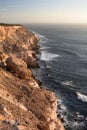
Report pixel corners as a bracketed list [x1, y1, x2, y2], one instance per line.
[24, 24, 87, 130]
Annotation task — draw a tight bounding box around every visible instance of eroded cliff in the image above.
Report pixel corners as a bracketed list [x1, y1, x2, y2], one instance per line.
[0, 25, 65, 130]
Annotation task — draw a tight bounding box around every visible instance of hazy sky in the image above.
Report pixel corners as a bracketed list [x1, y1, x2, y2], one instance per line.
[0, 0, 87, 24]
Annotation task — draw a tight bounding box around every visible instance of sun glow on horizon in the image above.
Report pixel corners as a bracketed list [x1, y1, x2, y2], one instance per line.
[0, 0, 87, 24]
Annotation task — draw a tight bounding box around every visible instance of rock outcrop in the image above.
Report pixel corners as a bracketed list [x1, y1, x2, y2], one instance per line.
[0, 25, 39, 67]
[0, 24, 65, 130]
[6, 56, 32, 79]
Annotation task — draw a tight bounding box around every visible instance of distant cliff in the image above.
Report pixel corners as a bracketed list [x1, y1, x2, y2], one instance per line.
[0, 25, 65, 130]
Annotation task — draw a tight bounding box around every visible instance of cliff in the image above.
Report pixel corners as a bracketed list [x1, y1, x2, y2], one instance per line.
[0, 25, 65, 130]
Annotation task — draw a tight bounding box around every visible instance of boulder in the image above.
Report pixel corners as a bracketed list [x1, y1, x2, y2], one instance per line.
[6, 56, 32, 79]
[24, 56, 40, 67]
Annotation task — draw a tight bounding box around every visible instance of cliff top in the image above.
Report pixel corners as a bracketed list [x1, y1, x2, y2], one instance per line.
[0, 23, 21, 26]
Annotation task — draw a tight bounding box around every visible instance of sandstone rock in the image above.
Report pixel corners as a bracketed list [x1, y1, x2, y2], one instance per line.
[0, 52, 6, 62]
[15, 51, 39, 67]
[6, 56, 32, 79]
[24, 56, 40, 67]
[0, 121, 19, 130]
[0, 25, 65, 130]
[0, 25, 39, 68]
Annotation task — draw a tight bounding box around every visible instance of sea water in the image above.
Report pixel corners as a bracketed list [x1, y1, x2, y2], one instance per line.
[25, 24, 87, 130]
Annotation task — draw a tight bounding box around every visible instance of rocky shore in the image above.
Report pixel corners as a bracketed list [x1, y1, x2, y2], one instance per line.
[0, 25, 65, 130]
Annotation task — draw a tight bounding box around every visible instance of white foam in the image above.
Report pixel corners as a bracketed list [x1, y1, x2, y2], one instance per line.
[38, 34, 45, 38]
[32, 32, 44, 38]
[57, 99, 67, 115]
[65, 120, 85, 129]
[39, 35, 48, 40]
[39, 38, 49, 45]
[40, 51, 60, 61]
[61, 81, 74, 87]
[76, 92, 87, 102]
[41, 46, 50, 50]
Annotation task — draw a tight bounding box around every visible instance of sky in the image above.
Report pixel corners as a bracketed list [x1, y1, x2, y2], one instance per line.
[0, 0, 87, 24]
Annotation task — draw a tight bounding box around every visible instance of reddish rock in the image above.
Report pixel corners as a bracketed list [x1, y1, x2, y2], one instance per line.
[0, 25, 65, 130]
[0, 25, 39, 67]
[0, 52, 6, 62]
[6, 56, 32, 79]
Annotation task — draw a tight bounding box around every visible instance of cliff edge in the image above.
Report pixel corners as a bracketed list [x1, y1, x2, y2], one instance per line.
[0, 25, 65, 130]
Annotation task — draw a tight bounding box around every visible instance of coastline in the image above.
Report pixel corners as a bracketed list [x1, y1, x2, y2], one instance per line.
[0, 25, 65, 130]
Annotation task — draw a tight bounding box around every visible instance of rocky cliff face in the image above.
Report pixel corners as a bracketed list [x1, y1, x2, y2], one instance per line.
[0, 25, 65, 130]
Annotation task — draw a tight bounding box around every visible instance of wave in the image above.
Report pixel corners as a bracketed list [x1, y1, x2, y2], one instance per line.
[62, 42, 69, 45]
[40, 51, 61, 61]
[32, 32, 45, 39]
[37, 34, 48, 41]
[39, 37, 49, 45]
[32, 31, 49, 42]
[38, 34, 45, 38]
[60, 48, 78, 57]
[65, 120, 86, 130]
[61, 81, 75, 87]
[40, 46, 50, 50]
[57, 98, 86, 130]
[76, 92, 87, 102]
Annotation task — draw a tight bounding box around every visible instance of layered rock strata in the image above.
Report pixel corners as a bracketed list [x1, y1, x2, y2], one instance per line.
[0, 25, 65, 130]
